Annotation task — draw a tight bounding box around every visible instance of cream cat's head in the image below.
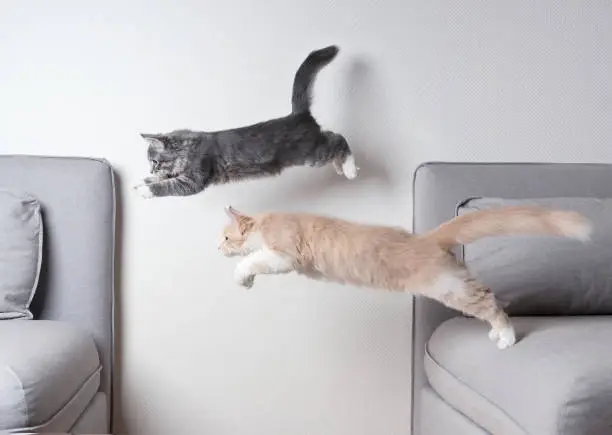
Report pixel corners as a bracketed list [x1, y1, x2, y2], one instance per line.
[218, 206, 259, 257]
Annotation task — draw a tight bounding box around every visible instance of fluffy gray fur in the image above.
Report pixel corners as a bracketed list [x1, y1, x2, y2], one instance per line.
[135, 45, 357, 198]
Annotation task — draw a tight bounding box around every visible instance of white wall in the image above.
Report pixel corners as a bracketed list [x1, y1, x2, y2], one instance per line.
[1, 1, 611, 434]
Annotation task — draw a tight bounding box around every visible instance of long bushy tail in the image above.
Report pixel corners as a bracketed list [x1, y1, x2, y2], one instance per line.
[291, 45, 339, 114]
[423, 206, 592, 249]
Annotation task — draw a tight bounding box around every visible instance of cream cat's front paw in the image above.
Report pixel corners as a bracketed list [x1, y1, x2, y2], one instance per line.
[234, 265, 255, 288]
[235, 272, 255, 288]
[134, 184, 153, 199]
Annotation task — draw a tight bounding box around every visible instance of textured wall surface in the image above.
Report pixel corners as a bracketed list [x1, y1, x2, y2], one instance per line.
[1, 1, 611, 434]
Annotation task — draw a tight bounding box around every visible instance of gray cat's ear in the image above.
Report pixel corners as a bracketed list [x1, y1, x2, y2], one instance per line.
[140, 133, 164, 149]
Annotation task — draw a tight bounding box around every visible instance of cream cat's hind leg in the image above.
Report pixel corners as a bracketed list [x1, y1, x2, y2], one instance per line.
[487, 324, 516, 349]
[234, 248, 295, 289]
[425, 272, 516, 349]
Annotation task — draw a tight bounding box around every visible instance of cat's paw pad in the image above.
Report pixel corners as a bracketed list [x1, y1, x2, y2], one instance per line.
[243, 275, 255, 288]
[235, 272, 255, 289]
[234, 267, 255, 288]
[342, 155, 359, 180]
[495, 327, 516, 350]
[134, 184, 154, 199]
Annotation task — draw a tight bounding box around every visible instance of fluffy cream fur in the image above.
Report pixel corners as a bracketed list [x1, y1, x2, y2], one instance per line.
[219, 205, 591, 349]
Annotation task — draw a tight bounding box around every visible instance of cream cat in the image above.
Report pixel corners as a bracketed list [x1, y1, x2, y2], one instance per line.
[218, 206, 591, 349]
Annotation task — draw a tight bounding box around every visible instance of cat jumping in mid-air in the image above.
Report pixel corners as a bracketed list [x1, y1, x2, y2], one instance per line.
[218, 205, 591, 349]
[135, 45, 357, 199]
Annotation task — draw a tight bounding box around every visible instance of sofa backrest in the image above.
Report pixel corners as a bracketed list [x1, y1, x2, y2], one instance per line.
[0, 155, 115, 404]
[411, 162, 612, 434]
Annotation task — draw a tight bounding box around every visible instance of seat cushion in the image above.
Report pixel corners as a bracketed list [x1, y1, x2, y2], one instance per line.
[425, 316, 612, 435]
[0, 320, 101, 431]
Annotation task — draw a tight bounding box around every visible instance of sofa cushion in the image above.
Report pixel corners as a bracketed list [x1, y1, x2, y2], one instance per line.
[0, 189, 43, 319]
[425, 316, 612, 435]
[459, 197, 612, 315]
[0, 320, 101, 432]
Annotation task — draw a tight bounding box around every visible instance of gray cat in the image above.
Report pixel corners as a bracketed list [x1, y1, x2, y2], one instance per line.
[135, 45, 358, 199]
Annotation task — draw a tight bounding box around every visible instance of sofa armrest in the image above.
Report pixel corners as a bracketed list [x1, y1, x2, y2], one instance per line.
[0, 155, 115, 405]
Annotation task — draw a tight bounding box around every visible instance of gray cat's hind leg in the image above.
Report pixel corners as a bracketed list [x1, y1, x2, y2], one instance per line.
[325, 132, 359, 179]
[331, 156, 345, 176]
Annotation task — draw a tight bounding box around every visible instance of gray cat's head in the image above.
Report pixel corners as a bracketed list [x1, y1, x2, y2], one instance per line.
[140, 133, 190, 179]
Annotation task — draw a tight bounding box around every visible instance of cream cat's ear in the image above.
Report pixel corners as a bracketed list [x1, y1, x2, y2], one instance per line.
[225, 206, 252, 226]
[225, 205, 242, 221]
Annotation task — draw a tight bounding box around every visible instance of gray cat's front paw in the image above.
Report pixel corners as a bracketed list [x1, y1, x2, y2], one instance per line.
[143, 176, 159, 185]
[133, 184, 154, 199]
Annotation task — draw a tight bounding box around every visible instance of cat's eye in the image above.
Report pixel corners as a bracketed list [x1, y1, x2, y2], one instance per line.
[151, 160, 159, 166]
[225, 236, 229, 241]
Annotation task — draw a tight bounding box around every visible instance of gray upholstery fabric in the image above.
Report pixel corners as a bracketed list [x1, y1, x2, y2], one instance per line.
[460, 197, 612, 315]
[421, 387, 489, 435]
[0, 190, 43, 320]
[412, 162, 612, 434]
[0, 156, 115, 406]
[69, 392, 109, 434]
[0, 320, 101, 432]
[426, 316, 612, 435]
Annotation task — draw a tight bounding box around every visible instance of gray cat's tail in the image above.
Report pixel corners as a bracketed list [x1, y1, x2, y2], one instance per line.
[291, 45, 339, 114]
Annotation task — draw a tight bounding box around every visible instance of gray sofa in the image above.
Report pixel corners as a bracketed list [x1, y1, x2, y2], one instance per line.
[411, 162, 612, 435]
[0, 156, 115, 433]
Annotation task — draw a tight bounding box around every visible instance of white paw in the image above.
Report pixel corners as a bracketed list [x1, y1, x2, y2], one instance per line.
[342, 155, 359, 180]
[234, 267, 255, 289]
[332, 161, 344, 175]
[495, 327, 516, 350]
[134, 184, 153, 199]
[488, 328, 500, 342]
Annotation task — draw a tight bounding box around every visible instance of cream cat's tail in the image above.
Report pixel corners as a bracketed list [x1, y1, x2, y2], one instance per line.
[423, 206, 592, 249]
